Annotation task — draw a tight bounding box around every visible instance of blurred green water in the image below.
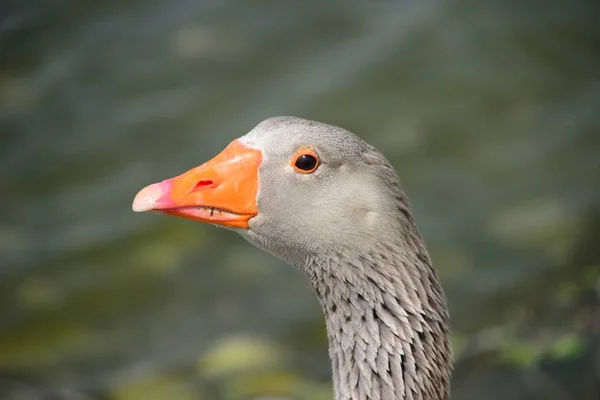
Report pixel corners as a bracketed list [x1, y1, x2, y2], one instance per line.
[1, 0, 599, 399]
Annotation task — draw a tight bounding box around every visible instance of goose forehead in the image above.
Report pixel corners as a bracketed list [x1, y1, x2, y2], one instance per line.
[238, 118, 312, 152]
[237, 127, 288, 153]
[238, 117, 363, 158]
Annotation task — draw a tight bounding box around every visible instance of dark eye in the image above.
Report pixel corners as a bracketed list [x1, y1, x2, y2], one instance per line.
[293, 153, 319, 173]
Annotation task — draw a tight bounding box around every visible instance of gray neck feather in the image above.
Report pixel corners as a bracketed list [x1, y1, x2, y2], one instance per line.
[298, 218, 452, 400]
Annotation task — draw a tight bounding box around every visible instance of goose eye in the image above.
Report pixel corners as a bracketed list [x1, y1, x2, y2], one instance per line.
[293, 153, 319, 173]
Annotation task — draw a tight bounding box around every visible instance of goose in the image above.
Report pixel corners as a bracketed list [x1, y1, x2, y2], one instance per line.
[132, 117, 452, 400]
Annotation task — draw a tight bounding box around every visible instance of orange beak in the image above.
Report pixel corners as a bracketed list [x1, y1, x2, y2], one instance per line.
[132, 140, 262, 229]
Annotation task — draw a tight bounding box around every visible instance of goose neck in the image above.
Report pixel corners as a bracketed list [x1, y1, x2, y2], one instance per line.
[305, 242, 452, 400]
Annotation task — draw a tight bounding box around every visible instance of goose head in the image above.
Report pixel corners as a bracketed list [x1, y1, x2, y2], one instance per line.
[133, 116, 405, 266]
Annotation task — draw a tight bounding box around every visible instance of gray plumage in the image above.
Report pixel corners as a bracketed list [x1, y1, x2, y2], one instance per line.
[236, 117, 452, 400]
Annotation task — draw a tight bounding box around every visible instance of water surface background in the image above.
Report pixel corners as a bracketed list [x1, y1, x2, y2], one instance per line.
[1, 0, 599, 399]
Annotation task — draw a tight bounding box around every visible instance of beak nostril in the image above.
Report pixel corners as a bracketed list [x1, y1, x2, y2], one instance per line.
[193, 180, 214, 191]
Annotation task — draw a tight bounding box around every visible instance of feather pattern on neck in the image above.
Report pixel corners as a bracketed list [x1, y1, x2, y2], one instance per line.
[302, 227, 452, 400]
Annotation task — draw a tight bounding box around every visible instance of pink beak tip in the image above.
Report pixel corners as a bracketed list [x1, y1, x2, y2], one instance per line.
[132, 182, 167, 212]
